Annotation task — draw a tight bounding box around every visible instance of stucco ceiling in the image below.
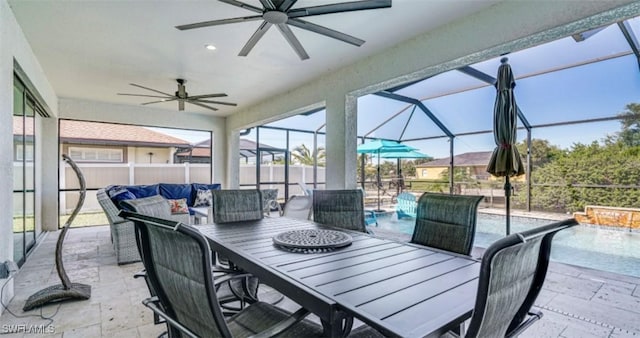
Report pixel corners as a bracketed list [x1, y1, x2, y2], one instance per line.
[8, 0, 500, 117]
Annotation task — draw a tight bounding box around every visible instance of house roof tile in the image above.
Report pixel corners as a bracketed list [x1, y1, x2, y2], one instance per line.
[57, 120, 190, 146]
[416, 151, 493, 167]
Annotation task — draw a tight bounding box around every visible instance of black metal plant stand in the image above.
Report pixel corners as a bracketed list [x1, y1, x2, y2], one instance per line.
[24, 154, 91, 311]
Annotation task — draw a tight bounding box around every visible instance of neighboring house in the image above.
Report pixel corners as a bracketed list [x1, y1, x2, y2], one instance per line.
[57, 120, 191, 164]
[415, 151, 495, 180]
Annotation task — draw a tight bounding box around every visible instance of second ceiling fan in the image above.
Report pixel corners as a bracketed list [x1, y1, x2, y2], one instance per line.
[118, 79, 237, 112]
[176, 0, 392, 60]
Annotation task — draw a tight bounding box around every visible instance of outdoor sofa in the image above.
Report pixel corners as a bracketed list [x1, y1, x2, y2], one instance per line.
[96, 183, 220, 264]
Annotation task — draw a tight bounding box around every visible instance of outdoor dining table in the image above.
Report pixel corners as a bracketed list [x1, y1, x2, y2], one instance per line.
[197, 217, 481, 338]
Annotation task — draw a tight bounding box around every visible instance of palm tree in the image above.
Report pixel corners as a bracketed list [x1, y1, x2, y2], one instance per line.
[291, 144, 325, 166]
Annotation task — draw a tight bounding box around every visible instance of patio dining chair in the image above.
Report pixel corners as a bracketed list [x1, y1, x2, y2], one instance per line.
[212, 189, 264, 223]
[282, 195, 313, 220]
[412, 192, 484, 255]
[120, 196, 259, 317]
[119, 210, 330, 338]
[313, 189, 369, 233]
[453, 218, 579, 337]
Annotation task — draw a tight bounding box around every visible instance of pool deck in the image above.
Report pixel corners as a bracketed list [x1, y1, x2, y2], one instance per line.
[1, 225, 639, 337]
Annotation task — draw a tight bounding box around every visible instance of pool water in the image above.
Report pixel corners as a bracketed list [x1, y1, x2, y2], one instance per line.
[375, 212, 640, 278]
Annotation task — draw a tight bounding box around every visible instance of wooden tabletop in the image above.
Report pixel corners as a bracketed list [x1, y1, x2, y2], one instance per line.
[198, 217, 480, 338]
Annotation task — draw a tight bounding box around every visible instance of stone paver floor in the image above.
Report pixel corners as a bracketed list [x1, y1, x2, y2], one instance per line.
[0, 225, 639, 337]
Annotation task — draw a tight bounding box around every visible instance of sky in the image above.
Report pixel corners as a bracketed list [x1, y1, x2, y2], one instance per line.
[149, 17, 640, 162]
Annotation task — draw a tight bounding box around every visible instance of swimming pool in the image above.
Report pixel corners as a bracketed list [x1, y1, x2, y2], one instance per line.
[375, 212, 640, 278]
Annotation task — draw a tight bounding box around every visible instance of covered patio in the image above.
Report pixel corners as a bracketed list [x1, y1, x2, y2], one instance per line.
[0, 224, 638, 337]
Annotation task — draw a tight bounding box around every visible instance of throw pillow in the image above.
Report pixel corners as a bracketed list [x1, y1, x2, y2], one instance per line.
[107, 185, 136, 205]
[168, 198, 189, 214]
[193, 189, 213, 207]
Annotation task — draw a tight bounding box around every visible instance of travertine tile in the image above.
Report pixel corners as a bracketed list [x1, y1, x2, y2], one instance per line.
[1, 225, 639, 338]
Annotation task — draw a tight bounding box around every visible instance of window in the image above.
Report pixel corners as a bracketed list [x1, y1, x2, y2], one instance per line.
[68, 147, 123, 162]
[421, 169, 427, 177]
[15, 144, 34, 161]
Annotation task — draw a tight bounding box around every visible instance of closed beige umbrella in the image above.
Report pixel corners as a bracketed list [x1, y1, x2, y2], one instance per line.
[487, 57, 524, 235]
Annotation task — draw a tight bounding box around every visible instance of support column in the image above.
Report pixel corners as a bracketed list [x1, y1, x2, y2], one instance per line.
[224, 129, 239, 189]
[325, 93, 357, 189]
[212, 127, 227, 186]
[41, 117, 59, 231]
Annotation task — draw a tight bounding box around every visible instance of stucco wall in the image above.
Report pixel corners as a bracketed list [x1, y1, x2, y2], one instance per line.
[1, 0, 58, 313]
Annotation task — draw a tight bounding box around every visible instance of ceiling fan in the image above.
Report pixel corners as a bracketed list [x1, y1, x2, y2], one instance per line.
[175, 0, 392, 60]
[117, 79, 237, 111]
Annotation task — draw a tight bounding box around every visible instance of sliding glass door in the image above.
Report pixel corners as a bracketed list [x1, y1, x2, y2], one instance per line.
[13, 76, 38, 267]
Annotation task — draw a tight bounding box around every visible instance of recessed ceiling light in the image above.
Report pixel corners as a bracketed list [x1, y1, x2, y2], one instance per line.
[205, 44, 216, 51]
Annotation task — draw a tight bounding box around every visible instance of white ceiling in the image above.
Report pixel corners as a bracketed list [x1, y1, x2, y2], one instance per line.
[8, 0, 500, 117]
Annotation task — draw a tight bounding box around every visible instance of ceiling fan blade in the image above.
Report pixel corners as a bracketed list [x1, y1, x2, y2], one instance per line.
[141, 98, 177, 105]
[187, 93, 228, 99]
[129, 83, 174, 96]
[176, 15, 262, 30]
[288, 18, 364, 46]
[117, 93, 173, 99]
[187, 101, 219, 111]
[287, 0, 391, 18]
[277, 0, 297, 11]
[239, 21, 273, 57]
[277, 23, 309, 60]
[259, 0, 276, 10]
[192, 99, 238, 106]
[218, 0, 264, 14]
[179, 100, 185, 111]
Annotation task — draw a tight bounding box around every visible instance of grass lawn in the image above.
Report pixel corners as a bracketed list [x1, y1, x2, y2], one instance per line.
[13, 212, 108, 232]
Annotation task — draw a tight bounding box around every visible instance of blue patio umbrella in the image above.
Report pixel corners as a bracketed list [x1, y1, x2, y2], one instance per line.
[379, 150, 429, 159]
[357, 140, 416, 211]
[486, 58, 525, 235]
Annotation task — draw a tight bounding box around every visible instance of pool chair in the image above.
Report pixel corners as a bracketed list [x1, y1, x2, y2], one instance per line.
[282, 195, 313, 220]
[412, 192, 483, 256]
[260, 188, 282, 217]
[313, 189, 369, 233]
[395, 192, 417, 219]
[364, 210, 378, 227]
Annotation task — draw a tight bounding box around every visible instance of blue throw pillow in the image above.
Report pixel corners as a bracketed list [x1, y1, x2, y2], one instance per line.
[159, 183, 194, 206]
[107, 185, 136, 206]
[125, 184, 159, 198]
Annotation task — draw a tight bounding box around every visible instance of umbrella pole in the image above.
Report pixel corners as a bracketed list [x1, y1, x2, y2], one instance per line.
[377, 152, 381, 211]
[505, 176, 511, 235]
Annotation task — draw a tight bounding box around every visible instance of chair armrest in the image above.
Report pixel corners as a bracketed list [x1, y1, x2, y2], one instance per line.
[506, 309, 543, 338]
[142, 297, 199, 338]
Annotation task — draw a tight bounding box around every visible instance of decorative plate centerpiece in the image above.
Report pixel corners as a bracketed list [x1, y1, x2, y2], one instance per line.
[273, 229, 352, 253]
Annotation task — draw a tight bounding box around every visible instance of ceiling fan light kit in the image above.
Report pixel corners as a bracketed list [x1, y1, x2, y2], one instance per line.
[176, 0, 392, 60]
[117, 79, 237, 112]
